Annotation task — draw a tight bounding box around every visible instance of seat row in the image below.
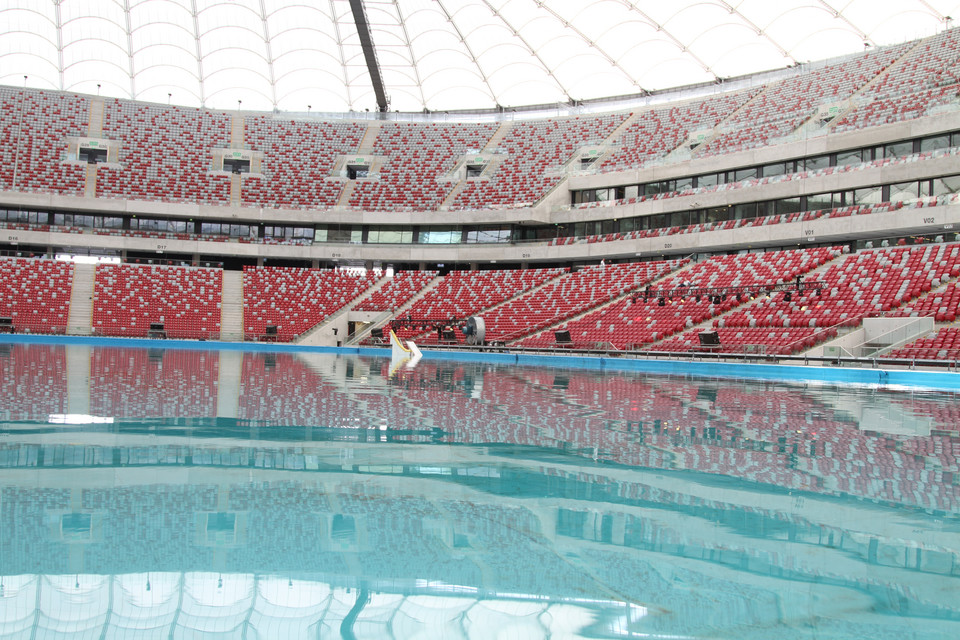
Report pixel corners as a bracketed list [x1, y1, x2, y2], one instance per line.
[5, 26, 960, 210]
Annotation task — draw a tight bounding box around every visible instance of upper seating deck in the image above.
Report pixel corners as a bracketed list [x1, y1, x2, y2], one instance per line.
[835, 28, 960, 133]
[450, 115, 627, 211]
[599, 88, 758, 171]
[700, 43, 911, 157]
[0, 88, 87, 196]
[2, 27, 960, 216]
[98, 101, 232, 205]
[242, 115, 364, 209]
[350, 122, 498, 212]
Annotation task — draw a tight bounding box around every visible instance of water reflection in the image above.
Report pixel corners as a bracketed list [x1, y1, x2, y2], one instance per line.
[0, 343, 958, 639]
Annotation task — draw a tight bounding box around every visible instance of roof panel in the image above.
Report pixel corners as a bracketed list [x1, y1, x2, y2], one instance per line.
[2, 0, 959, 112]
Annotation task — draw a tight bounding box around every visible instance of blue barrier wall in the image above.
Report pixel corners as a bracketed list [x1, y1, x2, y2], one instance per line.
[3, 334, 958, 391]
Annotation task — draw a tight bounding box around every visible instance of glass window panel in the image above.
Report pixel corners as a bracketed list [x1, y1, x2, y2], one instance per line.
[932, 176, 960, 196]
[836, 149, 864, 166]
[696, 173, 718, 188]
[702, 207, 726, 223]
[466, 228, 509, 243]
[734, 167, 757, 181]
[920, 135, 950, 152]
[372, 229, 399, 243]
[803, 155, 830, 171]
[884, 141, 913, 158]
[805, 192, 834, 211]
[756, 201, 774, 218]
[420, 229, 459, 244]
[775, 198, 802, 215]
[761, 162, 787, 177]
[674, 177, 693, 192]
[732, 202, 757, 219]
[889, 181, 920, 203]
[327, 227, 355, 243]
[853, 186, 882, 205]
[668, 210, 690, 227]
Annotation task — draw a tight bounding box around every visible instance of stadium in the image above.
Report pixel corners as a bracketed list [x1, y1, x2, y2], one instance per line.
[1, 1, 960, 638]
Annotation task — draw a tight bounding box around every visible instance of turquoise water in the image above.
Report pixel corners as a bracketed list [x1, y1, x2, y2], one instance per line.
[0, 342, 958, 639]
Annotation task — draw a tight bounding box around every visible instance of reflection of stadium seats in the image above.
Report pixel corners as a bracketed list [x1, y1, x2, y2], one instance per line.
[238, 352, 354, 424]
[1, 344, 957, 514]
[89, 347, 220, 418]
[0, 344, 68, 420]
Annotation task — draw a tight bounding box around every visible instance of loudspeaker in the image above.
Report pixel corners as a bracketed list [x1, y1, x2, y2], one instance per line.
[698, 330, 720, 347]
[148, 322, 166, 339]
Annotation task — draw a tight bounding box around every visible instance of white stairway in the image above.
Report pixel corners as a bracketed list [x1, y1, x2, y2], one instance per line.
[66, 263, 96, 336]
[220, 270, 244, 341]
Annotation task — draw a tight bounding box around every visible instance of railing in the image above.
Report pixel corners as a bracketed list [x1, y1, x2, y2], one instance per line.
[345, 311, 392, 345]
[854, 317, 935, 357]
[0, 321, 68, 335]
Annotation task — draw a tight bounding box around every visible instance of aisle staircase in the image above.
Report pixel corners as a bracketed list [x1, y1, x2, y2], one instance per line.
[220, 270, 244, 341]
[66, 263, 96, 336]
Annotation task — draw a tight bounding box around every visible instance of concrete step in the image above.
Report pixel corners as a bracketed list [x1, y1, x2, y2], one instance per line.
[67, 262, 96, 336]
[483, 121, 513, 152]
[88, 99, 104, 137]
[357, 121, 382, 154]
[231, 114, 245, 147]
[220, 270, 244, 341]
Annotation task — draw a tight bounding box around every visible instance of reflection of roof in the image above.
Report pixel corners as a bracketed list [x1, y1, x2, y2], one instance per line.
[0, 573, 638, 639]
[2, 1, 955, 112]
